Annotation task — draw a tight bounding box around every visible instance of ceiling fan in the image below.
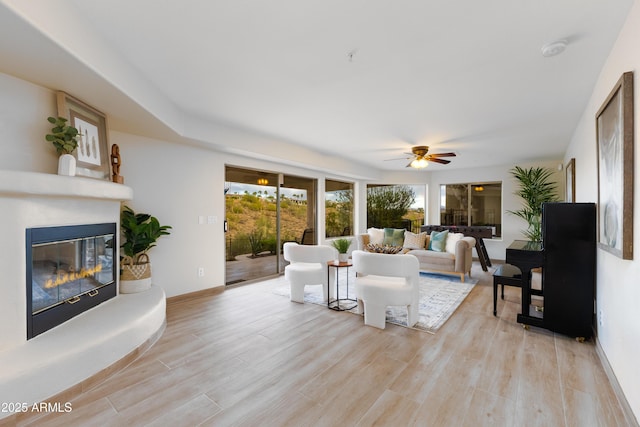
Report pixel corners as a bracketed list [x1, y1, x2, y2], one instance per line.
[387, 146, 457, 168]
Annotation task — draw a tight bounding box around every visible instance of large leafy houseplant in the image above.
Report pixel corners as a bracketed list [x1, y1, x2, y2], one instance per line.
[120, 205, 172, 262]
[508, 166, 559, 242]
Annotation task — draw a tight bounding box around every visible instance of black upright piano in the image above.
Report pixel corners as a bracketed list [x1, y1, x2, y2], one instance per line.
[506, 202, 596, 339]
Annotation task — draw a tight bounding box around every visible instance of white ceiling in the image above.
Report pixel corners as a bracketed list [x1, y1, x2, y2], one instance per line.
[0, 0, 634, 172]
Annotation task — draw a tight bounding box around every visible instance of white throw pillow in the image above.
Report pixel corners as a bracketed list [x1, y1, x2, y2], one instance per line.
[445, 232, 464, 255]
[367, 227, 385, 245]
[403, 231, 427, 249]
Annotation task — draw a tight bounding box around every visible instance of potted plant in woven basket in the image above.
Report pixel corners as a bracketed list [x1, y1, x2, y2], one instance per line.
[120, 205, 172, 293]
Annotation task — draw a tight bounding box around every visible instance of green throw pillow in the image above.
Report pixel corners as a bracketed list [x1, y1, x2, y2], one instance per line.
[429, 230, 449, 252]
[382, 228, 405, 247]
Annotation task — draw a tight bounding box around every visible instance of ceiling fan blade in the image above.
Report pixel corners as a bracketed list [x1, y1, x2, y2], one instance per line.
[428, 152, 457, 158]
[384, 156, 412, 161]
[427, 157, 451, 164]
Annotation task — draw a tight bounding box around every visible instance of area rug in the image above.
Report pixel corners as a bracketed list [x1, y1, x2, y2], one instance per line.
[272, 270, 476, 333]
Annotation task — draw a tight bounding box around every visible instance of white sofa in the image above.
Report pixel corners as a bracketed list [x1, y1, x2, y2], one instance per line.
[357, 228, 476, 282]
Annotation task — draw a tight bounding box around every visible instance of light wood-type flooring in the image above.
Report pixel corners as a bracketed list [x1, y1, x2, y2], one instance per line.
[11, 262, 632, 426]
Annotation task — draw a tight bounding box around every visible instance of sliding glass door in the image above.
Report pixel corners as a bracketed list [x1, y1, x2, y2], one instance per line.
[278, 174, 317, 273]
[225, 166, 316, 284]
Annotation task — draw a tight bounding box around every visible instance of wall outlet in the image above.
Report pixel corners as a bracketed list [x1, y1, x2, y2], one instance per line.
[198, 267, 205, 277]
[207, 215, 217, 224]
[598, 309, 604, 327]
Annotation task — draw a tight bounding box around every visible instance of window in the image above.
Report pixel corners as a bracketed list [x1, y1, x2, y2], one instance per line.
[439, 182, 501, 237]
[366, 184, 425, 232]
[325, 179, 353, 237]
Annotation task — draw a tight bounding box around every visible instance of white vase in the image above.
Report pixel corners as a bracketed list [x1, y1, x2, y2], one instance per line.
[338, 253, 349, 263]
[57, 154, 76, 176]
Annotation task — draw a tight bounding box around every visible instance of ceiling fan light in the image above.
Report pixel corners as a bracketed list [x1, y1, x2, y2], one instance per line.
[411, 158, 428, 169]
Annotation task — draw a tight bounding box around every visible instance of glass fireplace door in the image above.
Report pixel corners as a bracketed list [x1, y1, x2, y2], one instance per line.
[26, 223, 117, 339]
[31, 234, 114, 314]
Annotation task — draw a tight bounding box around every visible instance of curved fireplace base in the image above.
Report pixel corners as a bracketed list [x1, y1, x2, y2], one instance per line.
[0, 285, 166, 420]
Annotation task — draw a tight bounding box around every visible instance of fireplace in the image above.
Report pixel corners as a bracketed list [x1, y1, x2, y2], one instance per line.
[0, 172, 165, 415]
[26, 223, 117, 339]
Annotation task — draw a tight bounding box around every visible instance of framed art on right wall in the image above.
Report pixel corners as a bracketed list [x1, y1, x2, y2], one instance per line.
[596, 71, 634, 260]
[565, 158, 575, 203]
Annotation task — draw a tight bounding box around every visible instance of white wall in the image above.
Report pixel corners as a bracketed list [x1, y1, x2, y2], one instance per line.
[0, 73, 58, 172]
[565, 1, 640, 419]
[112, 133, 226, 298]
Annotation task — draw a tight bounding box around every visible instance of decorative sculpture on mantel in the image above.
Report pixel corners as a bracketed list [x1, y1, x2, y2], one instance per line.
[110, 144, 124, 184]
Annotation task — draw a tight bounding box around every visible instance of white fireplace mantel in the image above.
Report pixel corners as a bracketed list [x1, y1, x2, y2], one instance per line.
[0, 170, 165, 420]
[0, 170, 133, 200]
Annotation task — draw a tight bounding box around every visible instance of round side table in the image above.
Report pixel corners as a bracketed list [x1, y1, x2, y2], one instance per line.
[327, 260, 356, 311]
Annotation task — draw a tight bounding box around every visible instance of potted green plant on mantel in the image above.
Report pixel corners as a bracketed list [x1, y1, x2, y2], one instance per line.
[45, 116, 79, 176]
[331, 237, 352, 263]
[120, 205, 172, 293]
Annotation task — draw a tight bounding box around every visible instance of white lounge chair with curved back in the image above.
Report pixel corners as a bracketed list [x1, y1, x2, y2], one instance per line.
[283, 242, 336, 303]
[352, 250, 420, 329]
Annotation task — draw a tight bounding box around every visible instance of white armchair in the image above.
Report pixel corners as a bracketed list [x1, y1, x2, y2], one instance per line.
[283, 242, 337, 303]
[352, 250, 420, 329]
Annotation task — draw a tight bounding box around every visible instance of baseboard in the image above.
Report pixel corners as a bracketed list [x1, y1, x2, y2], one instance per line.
[472, 256, 500, 266]
[595, 338, 639, 426]
[166, 285, 225, 304]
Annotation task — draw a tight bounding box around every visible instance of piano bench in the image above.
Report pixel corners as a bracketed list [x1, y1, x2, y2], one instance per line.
[493, 264, 524, 316]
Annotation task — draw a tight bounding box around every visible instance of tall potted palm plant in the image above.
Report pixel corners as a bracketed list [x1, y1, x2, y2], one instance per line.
[508, 166, 559, 242]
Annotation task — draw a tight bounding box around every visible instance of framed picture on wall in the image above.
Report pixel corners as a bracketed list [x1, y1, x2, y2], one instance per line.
[57, 91, 110, 180]
[596, 71, 634, 260]
[565, 158, 575, 202]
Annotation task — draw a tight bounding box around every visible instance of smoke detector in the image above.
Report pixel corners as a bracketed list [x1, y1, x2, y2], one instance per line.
[541, 40, 568, 57]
